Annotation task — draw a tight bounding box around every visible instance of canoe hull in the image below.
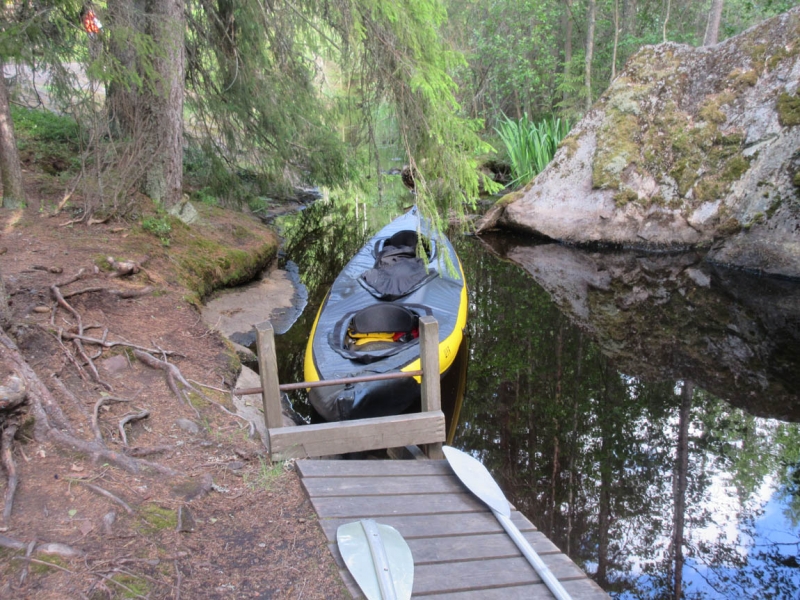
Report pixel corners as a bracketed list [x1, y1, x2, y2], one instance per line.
[304, 207, 467, 421]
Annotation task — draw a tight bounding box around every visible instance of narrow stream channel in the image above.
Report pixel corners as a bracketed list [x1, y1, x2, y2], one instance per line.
[272, 196, 800, 598]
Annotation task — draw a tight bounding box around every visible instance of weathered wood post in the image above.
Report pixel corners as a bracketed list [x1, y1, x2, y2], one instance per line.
[419, 316, 443, 459]
[256, 321, 283, 452]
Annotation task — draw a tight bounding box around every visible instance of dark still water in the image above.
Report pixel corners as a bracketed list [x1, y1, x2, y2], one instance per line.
[273, 198, 800, 599]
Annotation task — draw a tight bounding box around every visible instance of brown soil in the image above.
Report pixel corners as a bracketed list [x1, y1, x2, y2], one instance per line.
[0, 186, 348, 598]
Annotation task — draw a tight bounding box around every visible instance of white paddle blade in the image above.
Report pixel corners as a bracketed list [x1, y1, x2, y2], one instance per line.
[337, 520, 414, 600]
[443, 445, 511, 517]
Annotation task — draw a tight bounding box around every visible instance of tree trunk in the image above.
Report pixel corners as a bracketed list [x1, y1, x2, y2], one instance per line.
[623, 0, 637, 35]
[564, 0, 573, 67]
[0, 61, 25, 209]
[144, 0, 185, 207]
[106, 0, 184, 207]
[672, 381, 693, 599]
[612, 0, 620, 80]
[703, 0, 724, 46]
[585, 0, 597, 112]
[0, 270, 11, 332]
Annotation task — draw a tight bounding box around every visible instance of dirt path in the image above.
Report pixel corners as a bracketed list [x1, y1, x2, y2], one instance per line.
[0, 194, 347, 598]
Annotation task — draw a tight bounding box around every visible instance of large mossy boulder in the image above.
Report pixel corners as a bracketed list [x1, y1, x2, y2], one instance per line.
[483, 7, 800, 279]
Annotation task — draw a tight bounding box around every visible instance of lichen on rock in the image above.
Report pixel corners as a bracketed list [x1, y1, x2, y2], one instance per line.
[494, 7, 800, 279]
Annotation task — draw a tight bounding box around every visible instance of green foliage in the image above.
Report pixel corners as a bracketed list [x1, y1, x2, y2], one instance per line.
[10, 105, 83, 174]
[243, 458, 286, 490]
[495, 114, 570, 186]
[141, 214, 172, 246]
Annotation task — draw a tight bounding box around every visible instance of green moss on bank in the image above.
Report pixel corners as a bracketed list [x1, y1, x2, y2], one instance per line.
[133, 203, 279, 304]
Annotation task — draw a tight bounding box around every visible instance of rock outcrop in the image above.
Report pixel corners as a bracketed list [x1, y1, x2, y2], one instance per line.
[481, 8, 800, 279]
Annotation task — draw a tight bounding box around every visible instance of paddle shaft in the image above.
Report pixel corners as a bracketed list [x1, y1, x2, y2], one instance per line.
[493, 510, 572, 600]
[361, 519, 398, 600]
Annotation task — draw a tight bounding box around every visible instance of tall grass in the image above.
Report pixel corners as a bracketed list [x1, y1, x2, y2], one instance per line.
[495, 114, 571, 187]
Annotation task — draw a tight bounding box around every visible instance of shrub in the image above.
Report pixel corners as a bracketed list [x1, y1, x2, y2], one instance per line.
[495, 114, 570, 187]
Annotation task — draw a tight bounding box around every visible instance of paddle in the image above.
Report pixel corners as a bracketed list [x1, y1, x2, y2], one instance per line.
[442, 446, 573, 600]
[336, 519, 414, 600]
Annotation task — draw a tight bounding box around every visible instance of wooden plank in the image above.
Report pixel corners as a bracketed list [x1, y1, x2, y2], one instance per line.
[309, 491, 485, 519]
[326, 530, 564, 569]
[419, 579, 610, 600]
[406, 532, 553, 564]
[297, 458, 452, 478]
[419, 316, 443, 460]
[269, 411, 445, 460]
[413, 557, 540, 594]
[316, 511, 535, 542]
[255, 321, 283, 437]
[418, 583, 555, 599]
[301, 474, 466, 497]
[420, 576, 609, 600]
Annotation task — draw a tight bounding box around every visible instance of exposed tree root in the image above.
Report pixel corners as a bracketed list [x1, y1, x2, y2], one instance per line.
[92, 395, 133, 442]
[134, 350, 248, 425]
[118, 409, 149, 446]
[78, 482, 134, 515]
[1, 421, 19, 524]
[0, 329, 179, 477]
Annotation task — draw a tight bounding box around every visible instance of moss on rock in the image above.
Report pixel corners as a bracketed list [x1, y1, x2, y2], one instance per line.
[777, 91, 800, 127]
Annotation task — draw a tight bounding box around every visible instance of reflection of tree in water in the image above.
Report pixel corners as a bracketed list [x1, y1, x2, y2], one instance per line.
[453, 236, 800, 598]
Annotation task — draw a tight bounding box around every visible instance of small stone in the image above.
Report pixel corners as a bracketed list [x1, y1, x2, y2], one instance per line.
[176, 419, 200, 434]
[36, 542, 85, 558]
[100, 354, 129, 375]
[685, 267, 711, 288]
[102, 511, 116, 535]
[225, 461, 246, 472]
[33, 306, 50, 313]
[177, 506, 196, 533]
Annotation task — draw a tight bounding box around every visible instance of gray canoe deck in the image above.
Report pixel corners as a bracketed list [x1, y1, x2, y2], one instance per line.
[297, 459, 609, 599]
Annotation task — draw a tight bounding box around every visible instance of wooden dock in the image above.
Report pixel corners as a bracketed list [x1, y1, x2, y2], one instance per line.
[298, 458, 609, 599]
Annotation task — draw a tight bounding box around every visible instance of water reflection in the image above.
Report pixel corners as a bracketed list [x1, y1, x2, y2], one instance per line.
[465, 233, 800, 598]
[276, 199, 800, 598]
[479, 234, 800, 420]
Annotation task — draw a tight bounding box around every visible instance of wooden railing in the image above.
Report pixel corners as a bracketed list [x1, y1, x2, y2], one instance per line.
[247, 315, 445, 461]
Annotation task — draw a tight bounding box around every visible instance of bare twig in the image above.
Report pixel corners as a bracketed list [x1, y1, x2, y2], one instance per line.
[118, 410, 149, 446]
[78, 482, 134, 515]
[12, 555, 76, 575]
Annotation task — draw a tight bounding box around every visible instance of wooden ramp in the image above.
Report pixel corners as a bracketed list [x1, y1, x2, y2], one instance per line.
[297, 459, 609, 599]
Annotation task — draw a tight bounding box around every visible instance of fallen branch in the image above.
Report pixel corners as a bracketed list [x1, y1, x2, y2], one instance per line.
[118, 410, 149, 446]
[1, 422, 19, 524]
